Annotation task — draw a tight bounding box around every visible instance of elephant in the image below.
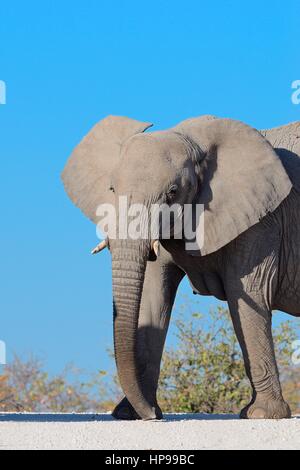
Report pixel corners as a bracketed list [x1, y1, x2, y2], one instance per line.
[62, 114, 300, 420]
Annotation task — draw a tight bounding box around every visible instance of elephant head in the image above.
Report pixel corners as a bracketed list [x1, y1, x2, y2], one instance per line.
[62, 115, 292, 420]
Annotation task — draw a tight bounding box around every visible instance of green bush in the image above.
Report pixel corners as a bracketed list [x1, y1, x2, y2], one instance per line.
[0, 355, 111, 413]
[1, 304, 299, 414]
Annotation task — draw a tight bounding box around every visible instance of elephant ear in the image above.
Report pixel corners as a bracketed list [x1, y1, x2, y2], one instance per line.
[62, 115, 153, 223]
[174, 116, 292, 256]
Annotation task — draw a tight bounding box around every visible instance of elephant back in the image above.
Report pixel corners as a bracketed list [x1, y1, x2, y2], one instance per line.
[261, 122, 300, 191]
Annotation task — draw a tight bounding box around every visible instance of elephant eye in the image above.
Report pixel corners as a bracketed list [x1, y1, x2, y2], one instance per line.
[165, 185, 178, 204]
[167, 185, 178, 199]
[109, 185, 115, 193]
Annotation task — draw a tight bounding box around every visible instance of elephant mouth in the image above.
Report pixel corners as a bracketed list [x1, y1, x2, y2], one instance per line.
[91, 237, 160, 260]
[148, 240, 160, 261]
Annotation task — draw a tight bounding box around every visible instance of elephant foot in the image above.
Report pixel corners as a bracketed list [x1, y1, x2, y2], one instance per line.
[240, 397, 291, 419]
[112, 397, 141, 420]
[112, 397, 163, 421]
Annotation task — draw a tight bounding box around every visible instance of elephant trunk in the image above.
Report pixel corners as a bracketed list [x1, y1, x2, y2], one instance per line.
[111, 238, 157, 420]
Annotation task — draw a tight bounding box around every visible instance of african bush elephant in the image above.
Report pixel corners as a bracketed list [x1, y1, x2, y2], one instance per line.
[62, 115, 300, 420]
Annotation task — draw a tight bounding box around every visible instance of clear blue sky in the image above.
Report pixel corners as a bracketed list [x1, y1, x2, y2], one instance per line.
[0, 0, 299, 377]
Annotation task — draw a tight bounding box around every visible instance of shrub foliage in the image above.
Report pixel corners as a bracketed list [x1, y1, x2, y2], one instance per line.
[0, 304, 299, 414]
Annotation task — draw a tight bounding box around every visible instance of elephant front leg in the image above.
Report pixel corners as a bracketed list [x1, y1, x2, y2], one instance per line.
[228, 293, 291, 419]
[112, 255, 184, 420]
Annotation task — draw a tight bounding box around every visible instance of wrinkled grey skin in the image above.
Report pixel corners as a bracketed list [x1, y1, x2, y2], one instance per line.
[62, 115, 300, 420]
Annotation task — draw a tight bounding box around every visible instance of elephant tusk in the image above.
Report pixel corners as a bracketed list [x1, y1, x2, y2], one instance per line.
[91, 239, 108, 255]
[152, 240, 160, 257]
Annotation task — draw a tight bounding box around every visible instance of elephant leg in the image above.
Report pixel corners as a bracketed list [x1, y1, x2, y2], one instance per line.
[112, 251, 184, 420]
[227, 292, 291, 419]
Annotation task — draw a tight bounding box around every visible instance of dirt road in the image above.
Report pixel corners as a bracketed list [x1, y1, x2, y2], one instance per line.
[0, 413, 299, 450]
